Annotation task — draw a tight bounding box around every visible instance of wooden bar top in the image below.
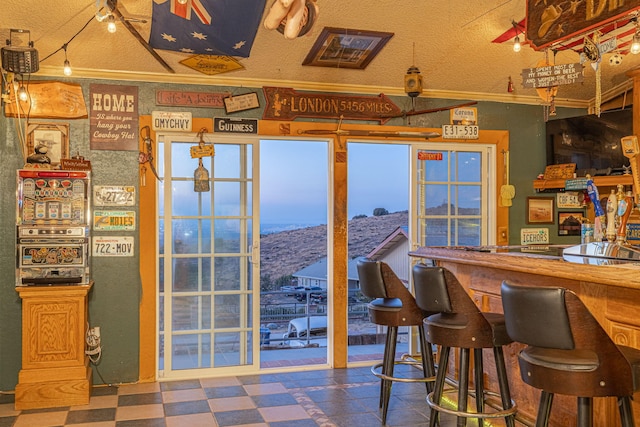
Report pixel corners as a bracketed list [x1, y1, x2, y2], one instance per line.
[409, 245, 640, 290]
[408, 245, 640, 426]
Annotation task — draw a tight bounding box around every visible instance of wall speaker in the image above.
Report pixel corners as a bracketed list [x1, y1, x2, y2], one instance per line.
[1, 29, 39, 74]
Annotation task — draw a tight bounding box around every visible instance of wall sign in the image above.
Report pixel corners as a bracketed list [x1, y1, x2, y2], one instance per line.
[93, 210, 136, 231]
[224, 92, 260, 113]
[214, 117, 258, 134]
[520, 228, 550, 245]
[93, 186, 136, 207]
[521, 63, 584, 88]
[92, 236, 134, 257]
[89, 84, 139, 151]
[262, 87, 401, 124]
[156, 90, 229, 108]
[526, 0, 640, 49]
[4, 81, 87, 119]
[151, 111, 192, 131]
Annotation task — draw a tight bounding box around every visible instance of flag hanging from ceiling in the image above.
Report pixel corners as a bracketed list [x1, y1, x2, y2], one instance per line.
[149, 0, 266, 58]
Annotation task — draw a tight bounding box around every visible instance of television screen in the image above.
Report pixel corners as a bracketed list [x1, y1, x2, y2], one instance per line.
[546, 108, 632, 176]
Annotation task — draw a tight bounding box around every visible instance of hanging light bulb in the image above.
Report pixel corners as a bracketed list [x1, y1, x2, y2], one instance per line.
[63, 59, 72, 76]
[17, 85, 28, 102]
[62, 44, 72, 76]
[177, 0, 188, 4]
[107, 14, 117, 33]
[513, 35, 521, 53]
[631, 30, 640, 54]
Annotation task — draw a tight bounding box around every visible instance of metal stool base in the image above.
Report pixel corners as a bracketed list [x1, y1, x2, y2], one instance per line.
[426, 388, 517, 420]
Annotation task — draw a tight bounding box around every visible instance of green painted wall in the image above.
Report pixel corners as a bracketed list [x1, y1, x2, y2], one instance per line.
[0, 77, 585, 390]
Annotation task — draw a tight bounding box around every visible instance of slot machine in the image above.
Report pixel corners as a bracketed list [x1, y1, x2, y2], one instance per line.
[16, 169, 91, 286]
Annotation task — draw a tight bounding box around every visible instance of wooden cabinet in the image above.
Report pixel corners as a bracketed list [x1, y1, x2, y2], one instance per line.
[14, 284, 93, 410]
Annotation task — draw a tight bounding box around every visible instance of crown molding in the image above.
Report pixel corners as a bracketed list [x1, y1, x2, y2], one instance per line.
[35, 65, 590, 109]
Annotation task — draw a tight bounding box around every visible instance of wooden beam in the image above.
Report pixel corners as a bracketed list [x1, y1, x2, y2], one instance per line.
[107, 0, 175, 74]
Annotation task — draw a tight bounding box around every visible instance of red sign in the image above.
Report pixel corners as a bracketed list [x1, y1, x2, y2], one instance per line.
[156, 90, 229, 108]
[526, 0, 640, 50]
[418, 152, 443, 161]
[262, 87, 401, 124]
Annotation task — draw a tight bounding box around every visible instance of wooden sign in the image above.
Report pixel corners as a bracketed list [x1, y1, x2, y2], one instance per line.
[60, 158, 91, 171]
[262, 87, 402, 124]
[4, 81, 87, 119]
[89, 84, 139, 151]
[156, 90, 229, 108]
[544, 163, 576, 179]
[179, 55, 244, 75]
[521, 63, 584, 88]
[526, 0, 640, 49]
[224, 92, 260, 113]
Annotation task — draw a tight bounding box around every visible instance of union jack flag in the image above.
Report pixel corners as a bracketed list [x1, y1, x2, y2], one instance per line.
[149, 0, 266, 58]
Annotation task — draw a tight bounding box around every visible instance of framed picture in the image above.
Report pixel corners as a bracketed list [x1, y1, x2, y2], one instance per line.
[558, 211, 584, 236]
[25, 122, 69, 167]
[527, 197, 554, 224]
[302, 27, 394, 69]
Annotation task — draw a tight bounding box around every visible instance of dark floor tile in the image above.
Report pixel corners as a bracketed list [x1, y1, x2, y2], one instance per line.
[118, 392, 163, 406]
[251, 392, 298, 407]
[0, 394, 14, 404]
[270, 419, 320, 427]
[66, 407, 116, 424]
[91, 385, 119, 396]
[304, 387, 349, 403]
[330, 411, 382, 427]
[0, 417, 16, 427]
[204, 385, 248, 399]
[163, 399, 210, 417]
[342, 384, 380, 399]
[159, 379, 202, 392]
[281, 376, 337, 389]
[116, 418, 166, 427]
[20, 407, 70, 414]
[214, 408, 264, 427]
[384, 408, 430, 426]
[314, 398, 369, 417]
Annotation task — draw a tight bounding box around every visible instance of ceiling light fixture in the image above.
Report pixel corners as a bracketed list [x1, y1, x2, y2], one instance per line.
[17, 82, 28, 102]
[513, 35, 521, 52]
[62, 44, 72, 76]
[631, 30, 640, 54]
[1, 29, 39, 74]
[511, 20, 522, 53]
[107, 14, 117, 33]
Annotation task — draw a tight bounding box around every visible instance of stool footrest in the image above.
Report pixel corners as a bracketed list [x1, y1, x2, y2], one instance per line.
[426, 389, 517, 419]
[371, 358, 436, 384]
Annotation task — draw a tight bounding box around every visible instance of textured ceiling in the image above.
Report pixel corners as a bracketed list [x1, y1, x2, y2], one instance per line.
[2, 0, 639, 109]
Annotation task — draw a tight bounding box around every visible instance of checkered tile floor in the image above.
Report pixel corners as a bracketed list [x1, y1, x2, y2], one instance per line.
[0, 366, 465, 427]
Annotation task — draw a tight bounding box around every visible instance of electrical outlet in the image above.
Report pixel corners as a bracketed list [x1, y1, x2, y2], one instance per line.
[498, 226, 508, 243]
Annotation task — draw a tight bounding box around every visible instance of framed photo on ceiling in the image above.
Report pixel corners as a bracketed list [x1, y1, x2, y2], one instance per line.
[25, 122, 69, 167]
[526, 197, 554, 224]
[302, 27, 394, 69]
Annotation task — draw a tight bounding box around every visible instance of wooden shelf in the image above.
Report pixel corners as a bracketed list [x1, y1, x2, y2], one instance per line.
[533, 175, 633, 191]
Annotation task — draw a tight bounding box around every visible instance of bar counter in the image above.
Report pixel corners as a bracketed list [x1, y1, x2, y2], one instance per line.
[409, 245, 640, 427]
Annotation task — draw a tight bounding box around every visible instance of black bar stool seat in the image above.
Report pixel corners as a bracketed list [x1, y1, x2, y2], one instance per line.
[413, 264, 517, 427]
[501, 281, 640, 427]
[356, 258, 436, 425]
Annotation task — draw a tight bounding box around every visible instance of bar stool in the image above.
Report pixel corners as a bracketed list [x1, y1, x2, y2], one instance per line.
[356, 258, 436, 424]
[501, 281, 640, 427]
[412, 263, 516, 427]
